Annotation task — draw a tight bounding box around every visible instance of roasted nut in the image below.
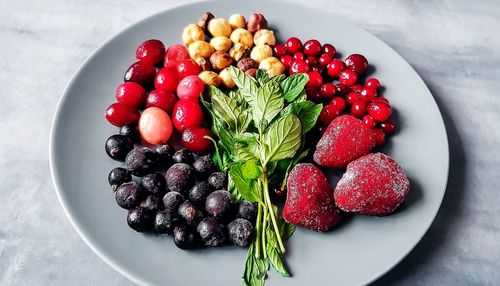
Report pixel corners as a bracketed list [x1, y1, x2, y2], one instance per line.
[259, 57, 285, 77]
[229, 43, 251, 61]
[230, 28, 254, 48]
[210, 36, 232, 52]
[228, 14, 246, 29]
[237, 58, 258, 72]
[195, 57, 212, 71]
[197, 12, 215, 32]
[250, 44, 273, 63]
[208, 18, 232, 37]
[219, 68, 235, 88]
[188, 40, 215, 59]
[254, 29, 276, 46]
[247, 13, 268, 34]
[182, 24, 205, 46]
[245, 68, 257, 77]
[210, 51, 233, 70]
[199, 71, 220, 86]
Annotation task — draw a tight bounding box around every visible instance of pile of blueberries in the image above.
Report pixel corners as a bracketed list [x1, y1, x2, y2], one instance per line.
[105, 124, 255, 250]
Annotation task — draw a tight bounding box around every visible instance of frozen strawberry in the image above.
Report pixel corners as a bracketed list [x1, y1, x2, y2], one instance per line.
[334, 153, 410, 216]
[283, 163, 341, 232]
[313, 115, 375, 169]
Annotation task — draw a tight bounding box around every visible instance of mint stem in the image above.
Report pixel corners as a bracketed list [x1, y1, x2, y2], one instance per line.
[262, 169, 286, 253]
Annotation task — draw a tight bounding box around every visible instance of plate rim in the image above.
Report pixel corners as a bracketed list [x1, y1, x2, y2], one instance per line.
[49, 1, 450, 285]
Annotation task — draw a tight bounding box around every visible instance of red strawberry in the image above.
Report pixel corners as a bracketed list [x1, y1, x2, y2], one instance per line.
[313, 115, 375, 168]
[283, 163, 341, 232]
[334, 153, 410, 216]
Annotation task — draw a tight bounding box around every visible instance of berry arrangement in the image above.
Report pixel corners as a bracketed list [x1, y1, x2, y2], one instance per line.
[103, 11, 410, 286]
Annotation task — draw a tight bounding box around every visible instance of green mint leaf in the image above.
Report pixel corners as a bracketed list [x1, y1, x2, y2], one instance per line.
[200, 96, 225, 135]
[218, 128, 235, 153]
[263, 115, 302, 163]
[269, 74, 286, 84]
[281, 101, 323, 133]
[268, 248, 290, 277]
[227, 172, 242, 201]
[204, 136, 226, 171]
[229, 66, 259, 106]
[281, 73, 309, 103]
[234, 132, 258, 144]
[256, 69, 270, 86]
[229, 164, 262, 203]
[238, 110, 252, 133]
[280, 222, 296, 241]
[241, 160, 262, 179]
[209, 86, 244, 133]
[253, 81, 284, 131]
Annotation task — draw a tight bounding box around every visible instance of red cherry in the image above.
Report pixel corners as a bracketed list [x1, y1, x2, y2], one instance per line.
[115, 82, 146, 108]
[372, 97, 389, 104]
[164, 44, 189, 66]
[177, 75, 205, 100]
[335, 83, 349, 96]
[273, 44, 286, 57]
[351, 100, 367, 118]
[359, 87, 377, 101]
[305, 87, 322, 103]
[176, 59, 200, 79]
[154, 67, 179, 92]
[293, 52, 305, 61]
[139, 107, 173, 144]
[305, 56, 317, 66]
[345, 54, 368, 74]
[365, 77, 380, 90]
[285, 37, 302, 54]
[280, 55, 294, 68]
[311, 64, 323, 74]
[380, 120, 396, 134]
[350, 84, 363, 93]
[321, 44, 336, 57]
[303, 39, 322, 56]
[136, 39, 165, 66]
[319, 83, 336, 100]
[319, 104, 340, 125]
[306, 71, 323, 88]
[146, 90, 176, 114]
[289, 60, 310, 74]
[330, 97, 346, 113]
[105, 103, 140, 127]
[318, 54, 332, 67]
[346, 92, 360, 105]
[326, 59, 345, 77]
[181, 127, 214, 154]
[362, 115, 376, 128]
[124, 61, 156, 88]
[172, 99, 204, 132]
[339, 69, 358, 86]
[367, 101, 392, 122]
[373, 129, 385, 146]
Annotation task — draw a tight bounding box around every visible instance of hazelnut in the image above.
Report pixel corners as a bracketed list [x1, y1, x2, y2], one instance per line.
[197, 12, 215, 32]
[199, 71, 220, 86]
[228, 14, 246, 29]
[195, 57, 212, 71]
[254, 29, 276, 46]
[259, 57, 285, 77]
[188, 40, 215, 59]
[210, 36, 232, 52]
[230, 28, 254, 48]
[250, 44, 273, 63]
[210, 51, 233, 71]
[237, 58, 258, 72]
[247, 13, 268, 34]
[229, 43, 251, 61]
[245, 68, 257, 77]
[207, 18, 232, 37]
[182, 24, 205, 46]
[219, 68, 235, 88]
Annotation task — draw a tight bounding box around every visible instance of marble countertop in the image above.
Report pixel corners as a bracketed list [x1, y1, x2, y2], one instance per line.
[1, 0, 499, 285]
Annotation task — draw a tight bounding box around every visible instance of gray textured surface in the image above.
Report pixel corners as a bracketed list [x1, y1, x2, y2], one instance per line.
[0, 0, 499, 285]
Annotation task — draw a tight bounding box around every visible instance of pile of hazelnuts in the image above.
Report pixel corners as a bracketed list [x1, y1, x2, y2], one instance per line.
[182, 12, 284, 88]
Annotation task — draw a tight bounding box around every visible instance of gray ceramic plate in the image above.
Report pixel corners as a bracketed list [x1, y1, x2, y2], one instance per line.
[49, 1, 449, 285]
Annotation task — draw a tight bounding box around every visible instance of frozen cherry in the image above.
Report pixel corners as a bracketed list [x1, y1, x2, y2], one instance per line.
[105, 103, 140, 127]
[176, 59, 200, 79]
[326, 59, 345, 77]
[127, 208, 153, 232]
[306, 87, 322, 103]
[306, 71, 323, 88]
[303, 39, 322, 56]
[172, 148, 195, 165]
[181, 127, 214, 154]
[373, 129, 385, 146]
[330, 97, 346, 113]
[293, 52, 305, 61]
[362, 114, 376, 129]
[280, 55, 294, 69]
[164, 44, 189, 66]
[380, 120, 396, 134]
[345, 54, 368, 74]
[172, 99, 204, 132]
[273, 44, 286, 57]
[351, 100, 368, 118]
[105, 134, 133, 161]
[124, 61, 156, 88]
[139, 107, 173, 145]
[289, 60, 309, 75]
[318, 53, 332, 67]
[141, 172, 166, 195]
[154, 67, 179, 92]
[335, 83, 349, 96]
[177, 75, 205, 101]
[322, 44, 336, 57]
[115, 82, 146, 108]
[339, 69, 358, 86]
[115, 182, 145, 209]
[120, 124, 141, 143]
[305, 56, 316, 66]
[285, 37, 302, 54]
[368, 101, 392, 122]
[319, 83, 336, 100]
[146, 90, 176, 114]
[359, 87, 377, 101]
[319, 104, 340, 125]
[346, 92, 360, 105]
[108, 167, 132, 192]
[365, 77, 380, 90]
[136, 39, 165, 66]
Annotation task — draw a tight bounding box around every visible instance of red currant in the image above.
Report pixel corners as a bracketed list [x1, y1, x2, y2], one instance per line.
[350, 84, 363, 93]
[359, 87, 377, 101]
[373, 129, 385, 146]
[293, 52, 305, 61]
[124, 61, 156, 88]
[305, 87, 322, 103]
[351, 100, 367, 118]
[164, 44, 189, 66]
[303, 39, 322, 56]
[367, 101, 392, 122]
[139, 107, 173, 144]
[345, 54, 368, 74]
[176, 59, 200, 79]
[346, 92, 360, 105]
[335, 83, 349, 96]
[365, 77, 380, 90]
[306, 71, 323, 88]
[136, 39, 165, 66]
[146, 90, 176, 114]
[380, 120, 396, 134]
[372, 97, 389, 104]
[362, 115, 376, 128]
[326, 59, 345, 77]
[319, 104, 340, 125]
[181, 127, 214, 154]
[318, 54, 332, 67]
[105, 103, 140, 127]
[154, 67, 179, 92]
[311, 64, 323, 73]
[289, 60, 310, 74]
[285, 37, 302, 54]
[115, 82, 146, 108]
[177, 75, 205, 100]
[330, 97, 346, 113]
[339, 69, 358, 86]
[280, 55, 294, 68]
[172, 99, 204, 132]
[305, 56, 316, 66]
[321, 44, 336, 57]
[319, 83, 336, 100]
[273, 44, 286, 57]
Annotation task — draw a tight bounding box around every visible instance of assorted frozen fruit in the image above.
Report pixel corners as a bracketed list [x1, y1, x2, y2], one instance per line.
[102, 11, 410, 286]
